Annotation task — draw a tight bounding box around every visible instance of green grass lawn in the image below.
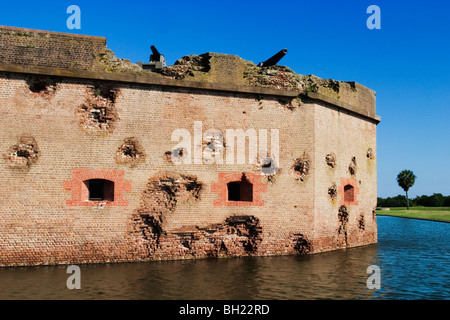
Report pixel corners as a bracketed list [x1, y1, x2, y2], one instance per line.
[376, 207, 450, 222]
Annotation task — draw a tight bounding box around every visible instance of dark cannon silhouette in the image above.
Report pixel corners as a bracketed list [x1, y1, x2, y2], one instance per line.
[258, 49, 288, 68]
[138, 45, 167, 71]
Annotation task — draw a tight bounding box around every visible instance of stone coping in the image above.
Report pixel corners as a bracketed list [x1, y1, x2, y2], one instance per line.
[0, 63, 381, 124]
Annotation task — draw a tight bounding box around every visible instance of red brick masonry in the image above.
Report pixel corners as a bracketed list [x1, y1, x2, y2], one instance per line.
[339, 177, 360, 206]
[211, 172, 267, 207]
[63, 169, 131, 207]
[0, 26, 379, 266]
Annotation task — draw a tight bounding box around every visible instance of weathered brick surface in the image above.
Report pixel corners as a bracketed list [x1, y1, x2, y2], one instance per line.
[0, 26, 107, 72]
[312, 102, 378, 252]
[0, 27, 379, 267]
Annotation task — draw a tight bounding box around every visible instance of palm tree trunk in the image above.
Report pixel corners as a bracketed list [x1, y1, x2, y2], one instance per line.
[406, 190, 410, 210]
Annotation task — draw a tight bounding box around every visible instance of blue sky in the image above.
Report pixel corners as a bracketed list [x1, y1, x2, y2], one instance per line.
[1, 0, 449, 197]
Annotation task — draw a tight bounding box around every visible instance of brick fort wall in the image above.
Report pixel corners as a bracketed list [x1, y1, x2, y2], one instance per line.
[0, 26, 380, 267]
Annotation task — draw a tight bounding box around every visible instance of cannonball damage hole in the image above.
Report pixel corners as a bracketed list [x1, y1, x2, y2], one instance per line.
[77, 85, 119, 133]
[358, 214, 366, 231]
[291, 152, 310, 181]
[202, 133, 225, 164]
[133, 172, 203, 254]
[293, 160, 309, 176]
[123, 147, 134, 157]
[6, 135, 40, 168]
[367, 148, 374, 160]
[348, 157, 357, 176]
[164, 148, 186, 164]
[293, 234, 312, 255]
[254, 155, 279, 183]
[338, 205, 349, 246]
[116, 137, 146, 165]
[261, 156, 278, 175]
[94, 85, 117, 104]
[328, 183, 338, 201]
[29, 80, 47, 93]
[16, 149, 30, 158]
[326, 153, 336, 168]
[26, 76, 56, 95]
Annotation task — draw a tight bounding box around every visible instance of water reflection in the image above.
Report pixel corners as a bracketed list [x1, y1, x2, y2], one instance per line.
[0, 246, 380, 300]
[0, 217, 449, 300]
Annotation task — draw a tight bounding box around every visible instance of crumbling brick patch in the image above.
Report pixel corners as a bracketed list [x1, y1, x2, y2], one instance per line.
[253, 154, 279, 184]
[293, 234, 312, 255]
[328, 183, 338, 202]
[244, 64, 302, 90]
[275, 96, 300, 110]
[133, 214, 164, 254]
[326, 152, 336, 168]
[134, 188, 263, 260]
[224, 216, 262, 253]
[133, 172, 203, 255]
[76, 85, 119, 134]
[348, 156, 357, 176]
[303, 75, 342, 94]
[116, 137, 146, 165]
[161, 215, 263, 259]
[139, 172, 202, 215]
[26, 75, 56, 96]
[325, 79, 340, 93]
[202, 132, 225, 164]
[97, 49, 143, 74]
[4, 135, 40, 168]
[291, 152, 310, 181]
[162, 148, 185, 164]
[338, 206, 349, 246]
[358, 214, 366, 231]
[367, 148, 374, 160]
[162, 151, 173, 162]
[161, 54, 211, 79]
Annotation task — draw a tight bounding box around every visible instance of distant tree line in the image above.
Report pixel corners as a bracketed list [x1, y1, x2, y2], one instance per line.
[377, 194, 450, 208]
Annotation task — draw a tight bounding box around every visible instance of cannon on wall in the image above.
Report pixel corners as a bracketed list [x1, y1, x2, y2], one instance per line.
[258, 49, 288, 68]
[150, 45, 165, 65]
[137, 45, 167, 71]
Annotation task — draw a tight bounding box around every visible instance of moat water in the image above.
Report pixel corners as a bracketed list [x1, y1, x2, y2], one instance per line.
[0, 216, 449, 300]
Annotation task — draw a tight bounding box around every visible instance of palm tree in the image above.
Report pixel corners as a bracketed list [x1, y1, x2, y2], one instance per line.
[397, 170, 416, 210]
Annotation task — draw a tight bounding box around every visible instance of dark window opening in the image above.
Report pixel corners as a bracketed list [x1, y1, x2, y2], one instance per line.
[84, 179, 114, 202]
[344, 184, 354, 203]
[227, 180, 253, 202]
[227, 182, 241, 201]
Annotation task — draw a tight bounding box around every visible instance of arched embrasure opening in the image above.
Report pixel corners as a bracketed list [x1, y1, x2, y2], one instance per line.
[83, 179, 115, 202]
[227, 179, 253, 202]
[344, 184, 355, 203]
